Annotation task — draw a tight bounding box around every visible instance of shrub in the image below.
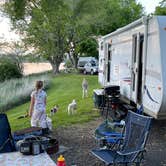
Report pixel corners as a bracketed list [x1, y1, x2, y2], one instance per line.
[0, 73, 50, 112]
[0, 58, 23, 82]
[64, 59, 73, 68]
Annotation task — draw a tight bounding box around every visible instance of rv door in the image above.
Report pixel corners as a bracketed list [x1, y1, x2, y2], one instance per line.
[131, 33, 144, 104]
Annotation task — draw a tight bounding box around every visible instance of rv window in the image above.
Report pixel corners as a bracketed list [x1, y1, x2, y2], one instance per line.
[90, 61, 96, 66]
[132, 34, 137, 92]
[132, 35, 137, 63]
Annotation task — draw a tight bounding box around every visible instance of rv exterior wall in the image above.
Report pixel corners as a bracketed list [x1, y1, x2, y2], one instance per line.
[155, 16, 166, 119]
[98, 16, 166, 119]
[142, 17, 162, 118]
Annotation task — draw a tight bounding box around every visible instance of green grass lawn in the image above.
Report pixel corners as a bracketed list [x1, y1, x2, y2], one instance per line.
[7, 73, 101, 131]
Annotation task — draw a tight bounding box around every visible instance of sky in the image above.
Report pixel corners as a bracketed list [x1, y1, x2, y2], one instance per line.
[0, 0, 162, 42]
[0, 11, 20, 42]
[137, 0, 161, 14]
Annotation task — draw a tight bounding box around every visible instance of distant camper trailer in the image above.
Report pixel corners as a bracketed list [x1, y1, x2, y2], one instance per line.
[98, 16, 166, 119]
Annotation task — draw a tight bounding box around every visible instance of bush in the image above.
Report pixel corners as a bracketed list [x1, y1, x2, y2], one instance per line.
[0, 58, 23, 82]
[0, 73, 50, 112]
[64, 59, 73, 68]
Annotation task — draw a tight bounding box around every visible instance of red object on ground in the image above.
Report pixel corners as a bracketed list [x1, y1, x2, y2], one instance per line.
[57, 155, 66, 166]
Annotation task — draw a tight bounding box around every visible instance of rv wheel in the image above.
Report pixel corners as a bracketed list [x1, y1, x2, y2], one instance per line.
[83, 70, 87, 75]
[91, 70, 94, 75]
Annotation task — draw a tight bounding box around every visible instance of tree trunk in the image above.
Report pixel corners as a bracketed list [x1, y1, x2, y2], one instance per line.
[73, 52, 78, 69]
[67, 50, 74, 66]
[51, 63, 60, 75]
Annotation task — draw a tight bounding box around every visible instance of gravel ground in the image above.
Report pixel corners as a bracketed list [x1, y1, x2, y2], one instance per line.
[50, 117, 166, 166]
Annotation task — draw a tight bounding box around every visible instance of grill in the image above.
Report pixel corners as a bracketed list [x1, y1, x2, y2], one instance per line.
[104, 85, 120, 105]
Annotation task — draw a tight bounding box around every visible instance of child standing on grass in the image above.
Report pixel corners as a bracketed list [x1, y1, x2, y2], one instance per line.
[29, 80, 47, 128]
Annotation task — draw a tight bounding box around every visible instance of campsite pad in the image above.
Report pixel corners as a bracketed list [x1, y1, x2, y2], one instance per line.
[50, 117, 166, 166]
[0, 152, 56, 166]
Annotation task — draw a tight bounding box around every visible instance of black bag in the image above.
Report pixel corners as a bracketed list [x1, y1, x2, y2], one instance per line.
[17, 136, 45, 155]
[45, 138, 59, 154]
[17, 135, 59, 155]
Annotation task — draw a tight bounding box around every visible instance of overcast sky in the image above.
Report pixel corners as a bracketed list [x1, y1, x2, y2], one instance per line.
[137, 0, 161, 14]
[0, 0, 161, 42]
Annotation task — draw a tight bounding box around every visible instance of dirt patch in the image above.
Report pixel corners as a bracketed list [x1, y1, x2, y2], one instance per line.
[50, 118, 166, 166]
[50, 117, 105, 166]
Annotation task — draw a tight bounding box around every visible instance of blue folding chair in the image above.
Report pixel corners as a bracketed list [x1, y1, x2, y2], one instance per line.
[136, 104, 143, 115]
[95, 119, 125, 149]
[0, 113, 16, 153]
[91, 111, 152, 166]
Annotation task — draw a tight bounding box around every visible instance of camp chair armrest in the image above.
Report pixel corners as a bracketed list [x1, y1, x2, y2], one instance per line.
[117, 148, 146, 156]
[113, 149, 146, 163]
[107, 121, 125, 127]
[96, 136, 124, 141]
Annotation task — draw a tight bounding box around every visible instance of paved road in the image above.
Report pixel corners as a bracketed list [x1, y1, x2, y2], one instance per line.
[143, 119, 166, 166]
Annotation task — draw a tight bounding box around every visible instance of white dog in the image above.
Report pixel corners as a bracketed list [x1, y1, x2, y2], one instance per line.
[46, 115, 52, 131]
[67, 99, 77, 115]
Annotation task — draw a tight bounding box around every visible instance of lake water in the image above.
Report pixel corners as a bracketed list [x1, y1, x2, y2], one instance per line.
[23, 63, 52, 75]
[23, 62, 65, 75]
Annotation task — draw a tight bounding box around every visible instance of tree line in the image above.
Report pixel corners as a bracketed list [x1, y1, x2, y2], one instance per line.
[2, 0, 166, 74]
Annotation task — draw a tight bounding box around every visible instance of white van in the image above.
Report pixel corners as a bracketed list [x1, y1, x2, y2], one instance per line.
[83, 61, 98, 75]
[77, 57, 98, 72]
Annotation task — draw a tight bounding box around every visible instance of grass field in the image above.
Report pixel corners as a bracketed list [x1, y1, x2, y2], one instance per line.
[7, 73, 101, 131]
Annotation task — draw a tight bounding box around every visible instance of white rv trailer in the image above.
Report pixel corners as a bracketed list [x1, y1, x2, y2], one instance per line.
[98, 16, 166, 119]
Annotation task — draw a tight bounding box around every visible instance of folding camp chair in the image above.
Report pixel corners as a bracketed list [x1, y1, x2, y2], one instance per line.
[94, 85, 125, 149]
[91, 111, 152, 166]
[0, 113, 16, 153]
[95, 119, 125, 149]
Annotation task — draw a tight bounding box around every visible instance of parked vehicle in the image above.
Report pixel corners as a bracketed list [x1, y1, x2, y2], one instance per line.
[83, 61, 98, 75]
[77, 57, 98, 72]
[98, 15, 166, 119]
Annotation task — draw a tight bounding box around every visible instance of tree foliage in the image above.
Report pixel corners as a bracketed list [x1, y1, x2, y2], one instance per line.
[65, 0, 102, 68]
[91, 0, 144, 35]
[3, 0, 144, 72]
[154, 0, 166, 15]
[78, 38, 98, 58]
[4, 0, 69, 74]
[26, 0, 69, 74]
[0, 57, 23, 82]
[64, 0, 143, 66]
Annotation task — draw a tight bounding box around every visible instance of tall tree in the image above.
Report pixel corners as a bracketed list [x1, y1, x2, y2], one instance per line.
[65, 0, 102, 68]
[4, 0, 69, 74]
[3, 0, 144, 71]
